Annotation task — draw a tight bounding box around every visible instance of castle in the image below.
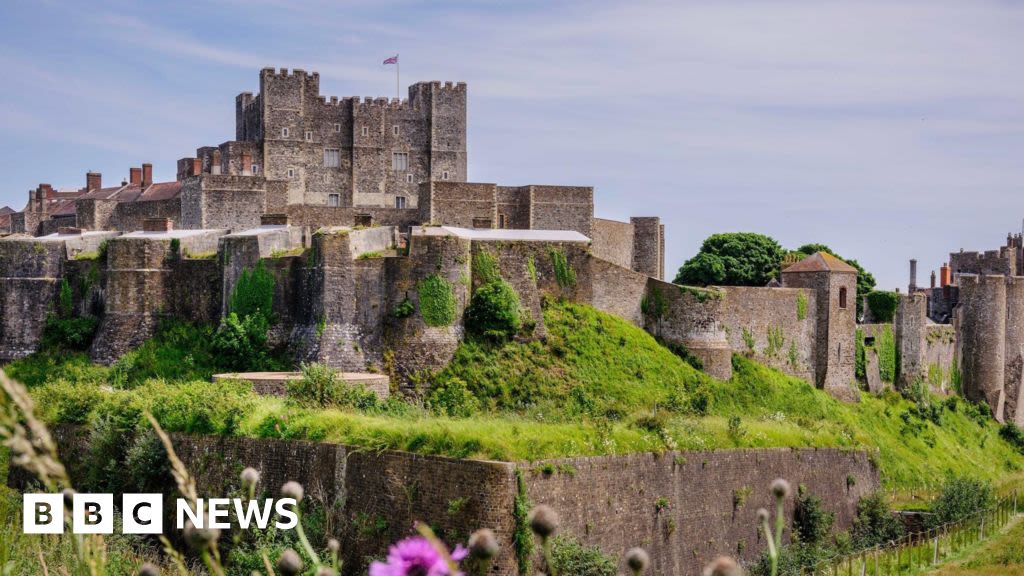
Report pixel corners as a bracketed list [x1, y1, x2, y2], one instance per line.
[0, 67, 915, 406]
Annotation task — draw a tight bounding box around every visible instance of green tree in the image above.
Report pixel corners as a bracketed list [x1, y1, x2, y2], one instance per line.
[464, 280, 522, 341]
[675, 233, 785, 287]
[792, 244, 876, 317]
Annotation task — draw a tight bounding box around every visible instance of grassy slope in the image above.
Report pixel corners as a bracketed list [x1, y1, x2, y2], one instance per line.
[927, 517, 1024, 576]
[5, 300, 1024, 490]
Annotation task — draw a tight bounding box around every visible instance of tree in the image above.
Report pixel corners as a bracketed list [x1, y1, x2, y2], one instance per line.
[792, 244, 876, 317]
[675, 233, 785, 287]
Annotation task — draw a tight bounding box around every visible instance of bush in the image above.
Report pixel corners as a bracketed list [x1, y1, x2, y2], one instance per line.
[32, 379, 103, 424]
[792, 485, 834, 546]
[464, 280, 522, 341]
[866, 291, 900, 323]
[999, 423, 1024, 455]
[548, 536, 616, 576]
[212, 312, 271, 371]
[41, 316, 99, 351]
[929, 477, 995, 527]
[851, 492, 904, 548]
[425, 377, 480, 417]
[286, 362, 380, 410]
[142, 380, 254, 435]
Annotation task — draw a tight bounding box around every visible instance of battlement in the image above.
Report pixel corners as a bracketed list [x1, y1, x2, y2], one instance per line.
[260, 67, 319, 80]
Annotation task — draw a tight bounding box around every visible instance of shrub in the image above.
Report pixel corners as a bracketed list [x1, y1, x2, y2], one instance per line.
[1000, 423, 1024, 455]
[417, 274, 457, 327]
[851, 492, 904, 548]
[391, 297, 415, 319]
[212, 312, 271, 371]
[425, 377, 480, 417]
[32, 379, 102, 424]
[287, 362, 380, 410]
[549, 249, 577, 289]
[41, 316, 99, 351]
[143, 380, 254, 435]
[792, 486, 834, 546]
[676, 233, 785, 287]
[929, 477, 994, 527]
[464, 280, 522, 341]
[548, 536, 616, 576]
[865, 291, 900, 323]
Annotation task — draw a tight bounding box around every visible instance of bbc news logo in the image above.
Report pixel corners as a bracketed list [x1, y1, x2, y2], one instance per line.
[23, 494, 298, 534]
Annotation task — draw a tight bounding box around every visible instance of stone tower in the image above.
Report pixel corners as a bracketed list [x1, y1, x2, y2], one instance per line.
[781, 252, 858, 401]
[235, 68, 467, 210]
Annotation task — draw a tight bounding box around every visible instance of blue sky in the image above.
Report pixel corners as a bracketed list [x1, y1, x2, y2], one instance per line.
[1, 0, 1022, 290]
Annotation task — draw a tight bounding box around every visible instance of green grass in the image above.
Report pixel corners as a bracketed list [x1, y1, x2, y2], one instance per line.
[4, 300, 1023, 491]
[928, 517, 1024, 576]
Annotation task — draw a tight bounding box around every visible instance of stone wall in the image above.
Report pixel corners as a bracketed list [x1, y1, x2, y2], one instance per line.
[588, 255, 648, 326]
[21, 428, 879, 576]
[590, 218, 634, 271]
[180, 175, 267, 232]
[719, 286, 817, 383]
[110, 198, 182, 233]
[522, 448, 878, 576]
[644, 280, 732, 380]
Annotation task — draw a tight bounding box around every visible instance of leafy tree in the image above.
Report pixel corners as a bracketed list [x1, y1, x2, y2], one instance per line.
[675, 233, 785, 287]
[865, 291, 899, 322]
[929, 477, 994, 527]
[792, 244, 876, 317]
[792, 485, 834, 546]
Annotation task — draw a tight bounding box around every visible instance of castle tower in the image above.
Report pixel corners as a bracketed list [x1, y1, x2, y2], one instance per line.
[781, 252, 858, 401]
[1004, 277, 1024, 425]
[958, 274, 1007, 421]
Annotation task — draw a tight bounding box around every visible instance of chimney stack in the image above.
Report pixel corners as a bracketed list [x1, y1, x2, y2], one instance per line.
[930, 270, 936, 289]
[241, 152, 253, 176]
[86, 172, 102, 191]
[129, 167, 142, 186]
[211, 150, 222, 175]
[142, 163, 153, 187]
[909, 259, 918, 293]
[940, 263, 951, 287]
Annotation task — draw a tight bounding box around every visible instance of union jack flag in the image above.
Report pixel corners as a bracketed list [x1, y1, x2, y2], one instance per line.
[383, 55, 398, 65]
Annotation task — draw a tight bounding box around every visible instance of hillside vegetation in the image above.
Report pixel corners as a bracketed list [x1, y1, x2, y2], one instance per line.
[5, 300, 1023, 490]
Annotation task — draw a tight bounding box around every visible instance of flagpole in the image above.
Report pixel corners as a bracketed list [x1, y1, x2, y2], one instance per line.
[396, 55, 400, 100]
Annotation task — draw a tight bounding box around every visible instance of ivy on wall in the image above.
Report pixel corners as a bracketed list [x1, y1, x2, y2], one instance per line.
[876, 325, 897, 383]
[417, 274, 457, 327]
[473, 250, 500, 285]
[549, 249, 576, 289]
[641, 287, 668, 320]
[230, 260, 275, 323]
[796, 292, 808, 321]
[866, 291, 899, 323]
[855, 329, 866, 381]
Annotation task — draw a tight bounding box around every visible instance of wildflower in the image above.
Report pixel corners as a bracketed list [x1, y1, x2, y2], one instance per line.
[625, 547, 650, 575]
[468, 528, 500, 560]
[240, 467, 260, 488]
[316, 568, 338, 576]
[137, 563, 160, 576]
[281, 480, 304, 503]
[770, 478, 791, 500]
[756, 508, 769, 523]
[528, 505, 559, 539]
[277, 548, 304, 576]
[702, 556, 742, 576]
[328, 537, 341, 554]
[369, 536, 467, 576]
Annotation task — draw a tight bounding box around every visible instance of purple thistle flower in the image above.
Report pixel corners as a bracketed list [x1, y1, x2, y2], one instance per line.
[369, 536, 467, 576]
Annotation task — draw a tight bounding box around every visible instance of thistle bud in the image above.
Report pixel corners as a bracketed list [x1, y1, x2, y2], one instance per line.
[328, 538, 341, 554]
[756, 508, 769, 523]
[468, 528, 500, 559]
[770, 478, 791, 500]
[281, 480, 304, 503]
[183, 516, 220, 551]
[702, 556, 742, 576]
[138, 563, 160, 576]
[277, 548, 304, 576]
[528, 505, 559, 539]
[625, 547, 650, 574]
[240, 467, 260, 488]
[316, 568, 337, 576]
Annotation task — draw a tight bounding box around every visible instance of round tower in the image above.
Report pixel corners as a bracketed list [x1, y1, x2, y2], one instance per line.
[958, 274, 1006, 420]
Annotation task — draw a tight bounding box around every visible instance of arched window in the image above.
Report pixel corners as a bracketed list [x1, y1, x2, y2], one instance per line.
[839, 286, 848, 309]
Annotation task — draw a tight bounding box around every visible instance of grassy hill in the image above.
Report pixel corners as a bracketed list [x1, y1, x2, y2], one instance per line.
[5, 300, 1024, 490]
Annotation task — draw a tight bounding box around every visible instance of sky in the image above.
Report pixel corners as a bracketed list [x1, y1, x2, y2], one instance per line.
[1, 0, 1022, 291]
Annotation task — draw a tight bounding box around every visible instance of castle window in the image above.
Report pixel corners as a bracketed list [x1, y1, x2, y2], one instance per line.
[498, 214, 507, 229]
[839, 286, 848, 309]
[393, 125, 400, 136]
[442, 170, 450, 180]
[287, 168, 296, 179]
[327, 193, 340, 207]
[392, 152, 409, 171]
[334, 123, 341, 133]
[281, 127, 290, 138]
[395, 196, 407, 209]
[252, 164, 259, 175]
[324, 148, 341, 168]
[361, 126, 369, 137]
[304, 130, 313, 142]
[406, 174, 414, 184]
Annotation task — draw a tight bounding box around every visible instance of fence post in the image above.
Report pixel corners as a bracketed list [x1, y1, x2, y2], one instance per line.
[933, 532, 939, 564]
